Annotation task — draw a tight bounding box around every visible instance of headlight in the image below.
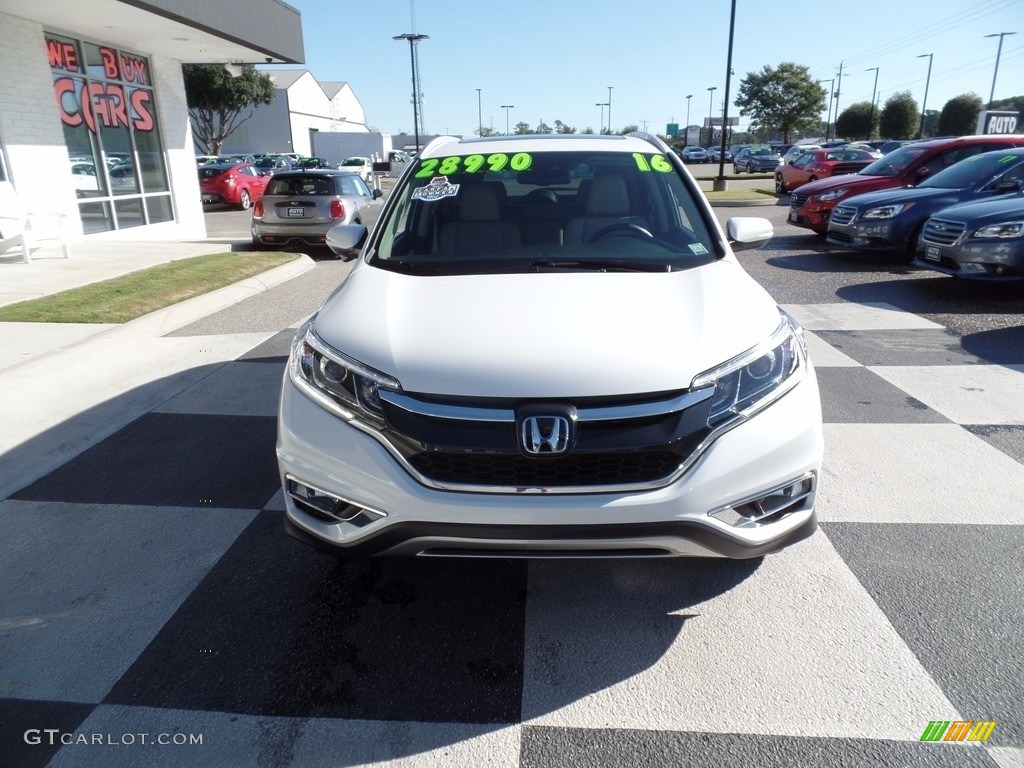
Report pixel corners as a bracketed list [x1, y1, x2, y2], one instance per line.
[973, 221, 1024, 238]
[691, 311, 807, 428]
[813, 188, 848, 202]
[861, 203, 911, 220]
[289, 320, 400, 426]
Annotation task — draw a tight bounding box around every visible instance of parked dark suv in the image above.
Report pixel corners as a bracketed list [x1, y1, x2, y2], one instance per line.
[787, 135, 1024, 234]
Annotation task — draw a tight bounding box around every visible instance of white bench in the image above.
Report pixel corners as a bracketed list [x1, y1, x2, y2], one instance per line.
[0, 181, 71, 263]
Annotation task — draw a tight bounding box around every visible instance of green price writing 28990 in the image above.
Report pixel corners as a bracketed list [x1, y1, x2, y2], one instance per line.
[415, 152, 533, 178]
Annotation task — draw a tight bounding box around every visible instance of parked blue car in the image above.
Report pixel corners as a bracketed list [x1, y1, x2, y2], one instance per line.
[825, 147, 1024, 258]
[914, 195, 1024, 281]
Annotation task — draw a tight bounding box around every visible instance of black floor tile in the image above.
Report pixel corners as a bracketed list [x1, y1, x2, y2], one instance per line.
[813, 328, 986, 367]
[824, 522, 1024, 746]
[814, 367, 950, 424]
[0, 698, 95, 768]
[12, 413, 279, 509]
[519, 726, 1001, 768]
[105, 511, 528, 724]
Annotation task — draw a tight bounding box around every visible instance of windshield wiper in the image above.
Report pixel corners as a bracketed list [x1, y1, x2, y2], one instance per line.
[373, 259, 444, 276]
[526, 258, 672, 272]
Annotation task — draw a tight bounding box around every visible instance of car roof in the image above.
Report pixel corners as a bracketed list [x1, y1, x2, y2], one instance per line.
[419, 132, 671, 159]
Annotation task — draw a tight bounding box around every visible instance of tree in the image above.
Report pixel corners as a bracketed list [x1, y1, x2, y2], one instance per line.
[835, 102, 875, 141]
[879, 91, 919, 139]
[938, 93, 983, 136]
[920, 110, 940, 139]
[183, 64, 275, 155]
[733, 62, 825, 144]
[620, 124, 640, 135]
[553, 120, 576, 134]
[535, 120, 553, 134]
[478, 125, 498, 137]
[514, 121, 532, 135]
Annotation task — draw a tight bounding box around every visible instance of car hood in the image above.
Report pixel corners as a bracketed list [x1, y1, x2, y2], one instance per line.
[840, 186, 964, 210]
[927, 194, 1024, 224]
[795, 173, 893, 196]
[311, 261, 782, 398]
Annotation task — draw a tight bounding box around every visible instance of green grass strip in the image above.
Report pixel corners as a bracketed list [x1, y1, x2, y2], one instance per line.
[0, 251, 300, 324]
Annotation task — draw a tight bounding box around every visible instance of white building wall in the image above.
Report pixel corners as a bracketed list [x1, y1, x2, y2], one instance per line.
[0, 13, 81, 237]
[330, 86, 367, 132]
[284, 72, 330, 156]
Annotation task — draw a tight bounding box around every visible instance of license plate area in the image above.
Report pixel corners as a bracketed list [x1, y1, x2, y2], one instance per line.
[287, 207, 306, 218]
[788, 211, 798, 223]
[925, 245, 941, 262]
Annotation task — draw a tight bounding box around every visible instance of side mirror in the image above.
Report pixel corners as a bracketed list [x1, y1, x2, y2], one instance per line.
[326, 223, 368, 257]
[372, 189, 383, 199]
[726, 216, 773, 252]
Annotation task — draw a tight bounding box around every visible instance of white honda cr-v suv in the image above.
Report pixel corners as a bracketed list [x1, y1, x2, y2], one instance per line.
[277, 132, 823, 558]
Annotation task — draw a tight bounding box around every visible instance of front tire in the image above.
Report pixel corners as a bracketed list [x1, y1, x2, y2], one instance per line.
[733, 164, 742, 174]
[775, 175, 787, 194]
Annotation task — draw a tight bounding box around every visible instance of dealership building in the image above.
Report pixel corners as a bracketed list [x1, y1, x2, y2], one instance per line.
[0, 0, 304, 241]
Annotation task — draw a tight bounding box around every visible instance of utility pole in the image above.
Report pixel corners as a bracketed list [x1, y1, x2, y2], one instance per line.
[834, 62, 844, 138]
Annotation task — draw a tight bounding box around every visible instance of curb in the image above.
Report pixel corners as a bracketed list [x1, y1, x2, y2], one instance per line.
[122, 253, 316, 337]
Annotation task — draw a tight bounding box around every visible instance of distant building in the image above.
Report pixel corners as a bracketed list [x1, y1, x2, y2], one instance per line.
[218, 70, 369, 158]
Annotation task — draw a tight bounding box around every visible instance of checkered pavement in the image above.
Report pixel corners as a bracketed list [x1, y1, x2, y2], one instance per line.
[1, 300, 1022, 768]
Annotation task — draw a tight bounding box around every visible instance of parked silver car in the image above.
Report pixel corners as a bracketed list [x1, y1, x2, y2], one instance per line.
[251, 170, 384, 252]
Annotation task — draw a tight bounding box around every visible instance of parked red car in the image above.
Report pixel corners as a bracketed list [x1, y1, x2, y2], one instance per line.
[786, 135, 1024, 234]
[198, 162, 270, 210]
[774, 148, 876, 194]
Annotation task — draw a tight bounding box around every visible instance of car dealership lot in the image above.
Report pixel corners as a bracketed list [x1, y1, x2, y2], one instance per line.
[1, 199, 1022, 767]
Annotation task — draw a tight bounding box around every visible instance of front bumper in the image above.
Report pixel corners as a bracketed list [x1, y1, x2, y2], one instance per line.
[276, 370, 824, 559]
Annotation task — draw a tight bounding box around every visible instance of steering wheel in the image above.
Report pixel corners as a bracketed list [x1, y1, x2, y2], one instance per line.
[587, 222, 657, 244]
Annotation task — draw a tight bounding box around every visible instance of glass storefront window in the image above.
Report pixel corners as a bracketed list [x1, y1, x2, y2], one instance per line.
[47, 32, 172, 232]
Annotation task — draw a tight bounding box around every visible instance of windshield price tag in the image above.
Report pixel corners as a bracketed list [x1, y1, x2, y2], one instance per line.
[415, 153, 533, 178]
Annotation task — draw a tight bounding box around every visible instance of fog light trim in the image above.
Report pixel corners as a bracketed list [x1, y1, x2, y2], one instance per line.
[285, 476, 388, 525]
[710, 473, 815, 527]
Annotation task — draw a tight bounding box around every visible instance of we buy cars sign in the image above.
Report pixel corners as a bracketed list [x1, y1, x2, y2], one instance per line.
[976, 110, 1021, 135]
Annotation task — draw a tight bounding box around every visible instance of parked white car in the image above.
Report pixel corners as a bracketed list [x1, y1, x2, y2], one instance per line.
[278, 133, 823, 558]
[338, 156, 374, 183]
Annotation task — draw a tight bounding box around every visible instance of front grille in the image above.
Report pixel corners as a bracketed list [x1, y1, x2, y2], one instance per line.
[379, 389, 713, 490]
[790, 193, 809, 208]
[830, 206, 856, 226]
[922, 217, 966, 246]
[409, 450, 685, 487]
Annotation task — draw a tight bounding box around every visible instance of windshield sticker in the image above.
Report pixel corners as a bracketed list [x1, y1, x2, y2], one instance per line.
[411, 176, 460, 202]
[633, 153, 673, 173]
[688, 243, 710, 255]
[415, 152, 533, 178]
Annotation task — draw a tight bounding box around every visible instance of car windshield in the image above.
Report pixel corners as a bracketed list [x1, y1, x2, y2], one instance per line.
[859, 145, 931, 177]
[266, 175, 337, 196]
[918, 151, 1024, 189]
[341, 158, 365, 166]
[749, 148, 774, 156]
[366, 148, 717, 275]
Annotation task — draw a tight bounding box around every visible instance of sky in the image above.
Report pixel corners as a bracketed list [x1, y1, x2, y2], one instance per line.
[269, 0, 1023, 137]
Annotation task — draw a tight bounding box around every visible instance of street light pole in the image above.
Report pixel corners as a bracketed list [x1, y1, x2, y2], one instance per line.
[596, 102, 609, 133]
[608, 86, 613, 134]
[819, 79, 834, 142]
[916, 54, 933, 139]
[714, 0, 737, 188]
[393, 33, 429, 151]
[476, 88, 482, 137]
[685, 94, 692, 140]
[985, 32, 1017, 109]
[500, 104, 514, 134]
[865, 67, 879, 140]
[706, 86, 716, 148]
